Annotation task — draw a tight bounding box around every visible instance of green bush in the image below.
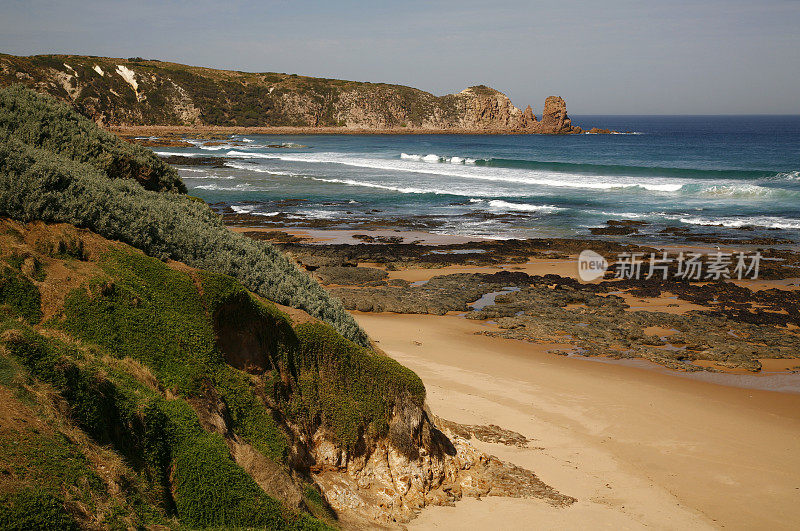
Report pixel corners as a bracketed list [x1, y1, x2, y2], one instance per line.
[1, 325, 326, 529]
[59, 248, 222, 395]
[58, 247, 289, 459]
[0, 89, 368, 345]
[291, 321, 426, 451]
[0, 488, 78, 531]
[0, 266, 42, 323]
[0, 85, 184, 193]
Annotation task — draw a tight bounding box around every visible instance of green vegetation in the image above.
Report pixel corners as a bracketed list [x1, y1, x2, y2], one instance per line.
[0, 347, 165, 528]
[53, 244, 424, 457]
[0, 84, 184, 193]
[58, 247, 289, 460]
[0, 53, 467, 128]
[0, 488, 78, 531]
[0, 86, 368, 345]
[1, 324, 325, 529]
[0, 81, 433, 529]
[289, 321, 425, 452]
[0, 266, 42, 323]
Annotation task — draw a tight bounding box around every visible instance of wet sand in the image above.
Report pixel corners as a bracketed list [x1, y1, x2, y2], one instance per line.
[355, 312, 800, 530]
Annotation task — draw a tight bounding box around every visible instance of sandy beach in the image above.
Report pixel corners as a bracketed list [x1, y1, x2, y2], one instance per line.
[355, 311, 800, 529]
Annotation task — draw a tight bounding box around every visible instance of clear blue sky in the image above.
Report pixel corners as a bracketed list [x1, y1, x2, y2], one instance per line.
[2, 0, 798, 114]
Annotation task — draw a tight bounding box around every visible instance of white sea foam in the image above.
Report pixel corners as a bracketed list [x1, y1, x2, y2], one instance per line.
[679, 215, 800, 230]
[154, 151, 203, 157]
[226, 151, 684, 193]
[193, 183, 267, 191]
[303, 177, 526, 198]
[199, 144, 235, 151]
[401, 153, 476, 164]
[181, 172, 235, 180]
[305, 177, 437, 195]
[230, 205, 282, 216]
[697, 184, 775, 198]
[775, 170, 800, 181]
[596, 211, 652, 219]
[223, 162, 299, 177]
[488, 200, 563, 214]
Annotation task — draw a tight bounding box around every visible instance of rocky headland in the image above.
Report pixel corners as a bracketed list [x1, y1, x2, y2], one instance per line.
[1, 53, 599, 134]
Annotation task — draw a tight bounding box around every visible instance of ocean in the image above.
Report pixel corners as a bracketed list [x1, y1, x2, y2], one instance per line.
[157, 115, 800, 244]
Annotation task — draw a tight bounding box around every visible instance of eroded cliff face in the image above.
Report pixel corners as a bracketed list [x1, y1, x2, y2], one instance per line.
[304, 402, 575, 525]
[189, 366, 574, 526]
[0, 54, 582, 133]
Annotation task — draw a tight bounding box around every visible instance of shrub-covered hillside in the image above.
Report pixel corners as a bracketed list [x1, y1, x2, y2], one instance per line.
[0, 83, 432, 528]
[0, 85, 368, 346]
[0, 84, 184, 192]
[0, 217, 424, 528]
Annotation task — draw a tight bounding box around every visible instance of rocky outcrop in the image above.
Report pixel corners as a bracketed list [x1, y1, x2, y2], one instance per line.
[307, 404, 575, 525]
[533, 95, 582, 134]
[0, 53, 593, 133]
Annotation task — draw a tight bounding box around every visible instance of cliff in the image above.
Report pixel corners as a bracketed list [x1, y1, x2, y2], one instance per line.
[0, 53, 583, 134]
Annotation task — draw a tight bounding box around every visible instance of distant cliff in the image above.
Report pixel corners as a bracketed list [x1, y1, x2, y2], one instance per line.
[0, 54, 584, 133]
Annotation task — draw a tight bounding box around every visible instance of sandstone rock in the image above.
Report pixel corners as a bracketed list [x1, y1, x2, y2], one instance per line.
[534, 96, 579, 134]
[309, 407, 575, 525]
[521, 104, 537, 128]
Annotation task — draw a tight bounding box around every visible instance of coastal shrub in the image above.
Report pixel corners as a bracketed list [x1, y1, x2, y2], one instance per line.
[0, 85, 185, 193]
[0, 488, 78, 531]
[58, 247, 289, 458]
[0, 266, 42, 323]
[214, 365, 289, 461]
[59, 248, 222, 395]
[54, 244, 422, 461]
[290, 321, 426, 451]
[173, 434, 287, 528]
[0, 111, 368, 345]
[0, 325, 324, 529]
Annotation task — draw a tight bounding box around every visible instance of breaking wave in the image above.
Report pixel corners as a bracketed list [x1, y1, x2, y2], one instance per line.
[678, 215, 800, 230]
[400, 153, 476, 164]
[487, 200, 564, 213]
[226, 151, 684, 192]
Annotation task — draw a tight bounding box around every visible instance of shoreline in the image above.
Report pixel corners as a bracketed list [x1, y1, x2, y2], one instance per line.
[236, 226, 800, 379]
[354, 311, 800, 529]
[110, 125, 586, 137]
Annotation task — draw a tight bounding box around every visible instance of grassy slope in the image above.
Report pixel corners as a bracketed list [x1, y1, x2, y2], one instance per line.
[0, 218, 424, 528]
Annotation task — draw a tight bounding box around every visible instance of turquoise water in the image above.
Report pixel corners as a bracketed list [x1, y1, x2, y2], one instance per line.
[157, 115, 800, 243]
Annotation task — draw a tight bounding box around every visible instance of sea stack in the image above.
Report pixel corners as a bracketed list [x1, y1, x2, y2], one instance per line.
[531, 96, 582, 134]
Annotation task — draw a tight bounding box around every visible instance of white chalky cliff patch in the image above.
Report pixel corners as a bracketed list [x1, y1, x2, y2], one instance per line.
[115, 65, 142, 101]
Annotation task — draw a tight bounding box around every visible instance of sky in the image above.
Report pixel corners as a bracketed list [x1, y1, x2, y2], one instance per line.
[1, 0, 799, 114]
